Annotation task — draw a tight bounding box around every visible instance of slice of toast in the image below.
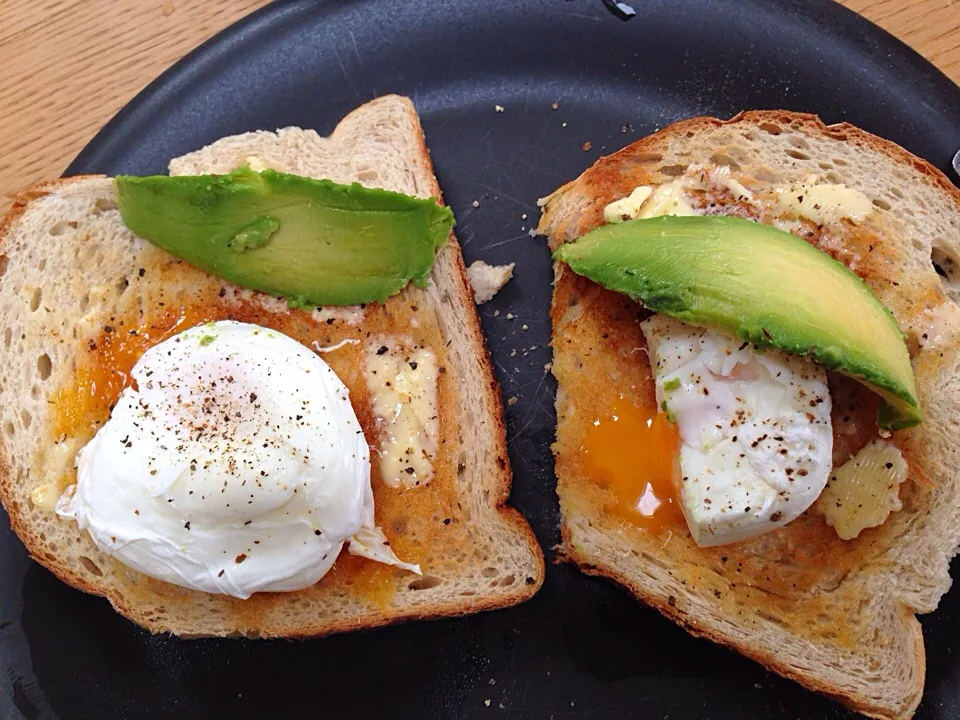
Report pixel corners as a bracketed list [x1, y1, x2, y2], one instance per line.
[0, 94, 544, 637]
[538, 111, 960, 719]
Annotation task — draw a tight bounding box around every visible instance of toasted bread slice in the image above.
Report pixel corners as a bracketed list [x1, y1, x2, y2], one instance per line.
[538, 111, 960, 719]
[0, 94, 543, 637]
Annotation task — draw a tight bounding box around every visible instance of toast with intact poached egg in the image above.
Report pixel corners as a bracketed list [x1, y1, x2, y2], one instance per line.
[538, 111, 960, 719]
[0, 94, 544, 636]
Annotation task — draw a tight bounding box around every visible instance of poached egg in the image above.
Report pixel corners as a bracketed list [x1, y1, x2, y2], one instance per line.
[57, 320, 418, 598]
[641, 314, 833, 546]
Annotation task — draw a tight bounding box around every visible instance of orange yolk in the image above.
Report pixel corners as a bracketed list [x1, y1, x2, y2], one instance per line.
[53, 306, 216, 439]
[325, 553, 398, 608]
[325, 521, 426, 608]
[582, 397, 684, 532]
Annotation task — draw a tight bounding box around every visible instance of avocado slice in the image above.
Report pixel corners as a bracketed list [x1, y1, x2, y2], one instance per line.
[115, 167, 454, 306]
[554, 215, 921, 429]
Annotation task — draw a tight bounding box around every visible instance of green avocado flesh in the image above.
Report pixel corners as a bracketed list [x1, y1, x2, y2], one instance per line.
[554, 215, 921, 429]
[115, 167, 455, 306]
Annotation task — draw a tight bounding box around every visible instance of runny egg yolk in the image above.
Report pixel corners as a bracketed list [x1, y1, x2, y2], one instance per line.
[53, 307, 215, 439]
[582, 398, 684, 532]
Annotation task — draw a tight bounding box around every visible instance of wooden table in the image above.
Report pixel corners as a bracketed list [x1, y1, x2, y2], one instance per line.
[1, 0, 958, 207]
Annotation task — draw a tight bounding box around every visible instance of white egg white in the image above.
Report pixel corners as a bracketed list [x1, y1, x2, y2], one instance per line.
[641, 314, 833, 547]
[58, 320, 418, 599]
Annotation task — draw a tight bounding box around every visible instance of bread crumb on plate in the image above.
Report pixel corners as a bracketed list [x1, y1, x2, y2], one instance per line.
[466, 260, 515, 304]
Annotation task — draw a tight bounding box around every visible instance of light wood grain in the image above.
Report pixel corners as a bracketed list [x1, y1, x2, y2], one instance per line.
[844, 0, 960, 81]
[0, 0, 270, 205]
[1, 0, 958, 208]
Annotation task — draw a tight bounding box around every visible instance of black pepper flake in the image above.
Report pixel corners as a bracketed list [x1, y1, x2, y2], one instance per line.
[377, 345, 388, 355]
[409, 361, 418, 370]
[404, 467, 415, 475]
[138, 268, 146, 277]
[885, 462, 893, 469]
[770, 512, 783, 522]
[184, 521, 191, 530]
[218, 570, 225, 577]
[249, 392, 257, 403]
[218, 288, 227, 298]
[314, 529, 322, 536]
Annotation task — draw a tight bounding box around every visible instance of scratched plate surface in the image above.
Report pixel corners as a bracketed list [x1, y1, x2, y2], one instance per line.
[4, 0, 960, 718]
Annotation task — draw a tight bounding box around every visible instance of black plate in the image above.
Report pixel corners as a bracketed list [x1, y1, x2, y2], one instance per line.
[4, 1, 960, 718]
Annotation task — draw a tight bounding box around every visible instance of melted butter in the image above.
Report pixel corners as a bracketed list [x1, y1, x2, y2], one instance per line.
[717, 173, 752, 202]
[775, 176, 873, 225]
[29, 437, 82, 513]
[603, 163, 762, 225]
[603, 187, 654, 223]
[637, 181, 698, 219]
[364, 340, 439, 489]
[245, 155, 270, 172]
[31, 482, 64, 513]
[582, 397, 684, 532]
[604, 181, 699, 224]
[311, 305, 365, 326]
[602, 179, 699, 224]
[817, 440, 908, 540]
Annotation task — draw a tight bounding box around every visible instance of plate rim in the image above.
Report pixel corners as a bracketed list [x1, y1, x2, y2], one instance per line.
[67, 0, 960, 178]
[29, 2, 960, 717]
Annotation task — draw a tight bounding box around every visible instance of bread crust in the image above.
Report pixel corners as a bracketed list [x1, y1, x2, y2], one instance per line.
[541, 110, 959, 719]
[540, 110, 960, 243]
[0, 96, 543, 638]
[558, 537, 925, 720]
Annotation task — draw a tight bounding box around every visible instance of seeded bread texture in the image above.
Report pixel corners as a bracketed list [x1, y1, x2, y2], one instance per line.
[0, 94, 544, 637]
[538, 111, 960, 720]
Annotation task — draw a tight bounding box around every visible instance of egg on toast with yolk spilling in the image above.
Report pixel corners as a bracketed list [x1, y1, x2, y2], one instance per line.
[540, 110, 960, 719]
[0, 95, 545, 638]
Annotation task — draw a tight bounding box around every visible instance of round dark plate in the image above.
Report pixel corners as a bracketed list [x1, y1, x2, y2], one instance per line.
[4, 1, 960, 718]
